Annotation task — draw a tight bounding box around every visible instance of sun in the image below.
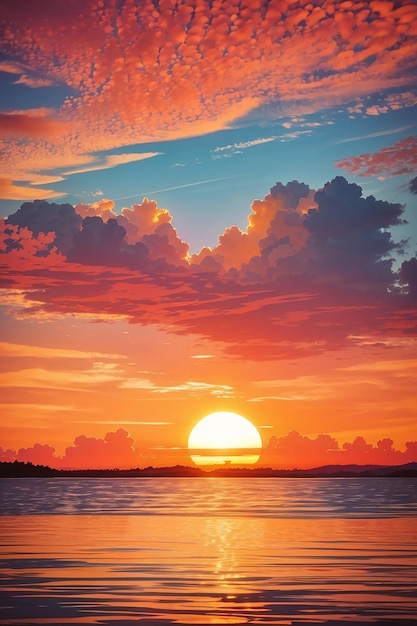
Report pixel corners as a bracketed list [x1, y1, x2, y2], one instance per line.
[188, 411, 262, 467]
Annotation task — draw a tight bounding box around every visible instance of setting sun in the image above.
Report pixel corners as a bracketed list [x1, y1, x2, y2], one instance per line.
[188, 412, 263, 467]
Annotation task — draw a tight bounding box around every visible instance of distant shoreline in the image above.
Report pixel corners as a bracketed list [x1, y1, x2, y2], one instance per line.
[1, 460, 416, 478]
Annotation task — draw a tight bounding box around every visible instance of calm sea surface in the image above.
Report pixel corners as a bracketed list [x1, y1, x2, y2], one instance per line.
[0, 477, 416, 625]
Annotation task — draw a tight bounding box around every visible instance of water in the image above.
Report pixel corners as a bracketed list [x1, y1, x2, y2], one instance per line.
[0, 477, 416, 625]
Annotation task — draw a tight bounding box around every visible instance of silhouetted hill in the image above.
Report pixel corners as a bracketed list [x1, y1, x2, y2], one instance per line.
[0, 460, 416, 478]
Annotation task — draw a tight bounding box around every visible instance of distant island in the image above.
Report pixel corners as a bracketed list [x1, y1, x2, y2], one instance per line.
[1, 461, 416, 478]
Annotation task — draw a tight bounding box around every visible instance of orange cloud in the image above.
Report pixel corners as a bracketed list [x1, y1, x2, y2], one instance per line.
[0, 112, 70, 138]
[63, 152, 162, 175]
[0, 178, 66, 200]
[335, 135, 417, 178]
[1, 176, 415, 361]
[1, 0, 416, 194]
[0, 60, 55, 87]
[1, 428, 416, 470]
[263, 431, 417, 469]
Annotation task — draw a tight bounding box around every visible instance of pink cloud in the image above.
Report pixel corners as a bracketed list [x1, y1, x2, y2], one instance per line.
[17, 443, 57, 466]
[262, 431, 417, 468]
[0, 429, 144, 470]
[62, 428, 142, 469]
[1, 176, 415, 361]
[0, 112, 70, 138]
[1, 429, 416, 470]
[1, 0, 416, 194]
[0, 60, 54, 87]
[335, 136, 417, 178]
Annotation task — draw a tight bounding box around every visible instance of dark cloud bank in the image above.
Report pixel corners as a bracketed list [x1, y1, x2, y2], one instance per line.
[1, 176, 416, 359]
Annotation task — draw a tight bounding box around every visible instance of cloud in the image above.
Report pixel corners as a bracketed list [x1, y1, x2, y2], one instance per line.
[345, 91, 417, 119]
[0, 341, 125, 361]
[30, 174, 66, 186]
[0, 112, 70, 138]
[1, 0, 417, 191]
[13, 74, 54, 88]
[335, 136, 417, 178]
[114, 176, 244, 201]
[0, 364, 124, 390]
[399, 258, 417, 299]
[262, 431, 417, 468]
[336, 125, 412, 144]
[16, 443, 57, 466]
[63, 152, 162, 176]
[212, 136, 277, 157]
[1, 428, 143, 470]
[62, 428, 141, 469]
[340, 358, 417, 374]
[120, 378, 234, 398]
[408, 176, 417, 195]
[0, 178, 66, 201]
[1, 428, 416, 470]
[6, 199, 82, 252]
[0, 60, 54, 87]
[1, 176, 416, 360]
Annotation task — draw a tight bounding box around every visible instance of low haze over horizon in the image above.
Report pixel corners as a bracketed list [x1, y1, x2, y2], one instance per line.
[1, 0, 416, 470]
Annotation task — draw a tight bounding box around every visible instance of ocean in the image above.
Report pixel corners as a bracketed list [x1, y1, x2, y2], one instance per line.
[1, 477, 416, 624]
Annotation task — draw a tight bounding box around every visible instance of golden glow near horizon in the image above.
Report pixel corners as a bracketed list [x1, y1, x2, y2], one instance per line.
[188, 412, 262, 467]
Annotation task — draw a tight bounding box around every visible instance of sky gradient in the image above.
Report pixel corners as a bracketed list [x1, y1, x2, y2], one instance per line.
[1, 0, 416, 469]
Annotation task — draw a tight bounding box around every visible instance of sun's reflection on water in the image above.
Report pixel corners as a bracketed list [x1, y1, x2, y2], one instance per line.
[0, 478, 416, 624]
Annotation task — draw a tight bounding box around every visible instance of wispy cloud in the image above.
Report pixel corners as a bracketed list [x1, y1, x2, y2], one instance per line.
[0, 403, 88, 412]
[63, 152, 161, 176]
[0, 60, 54, 88]
[0, 342, 125, 361]
[0, 363, 126, 390]
[114, 175, 244, 201]
[213, 136, 277, 154]
[340, 359, 417, 373]
[90, 420, 173, 426]
[120, 378, 234, 397]
[0, 178, 66, 201]
[336, 125, 412, 144]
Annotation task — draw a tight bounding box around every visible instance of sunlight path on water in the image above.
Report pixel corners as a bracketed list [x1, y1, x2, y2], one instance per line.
[0, 478, 416, 624]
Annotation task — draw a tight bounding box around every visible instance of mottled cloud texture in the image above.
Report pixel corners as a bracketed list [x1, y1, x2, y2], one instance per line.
[1, 176, 416, 360]
[1, 0, 417, 195]
[1, 427, 415, 469]
[336, 135, 417, 178]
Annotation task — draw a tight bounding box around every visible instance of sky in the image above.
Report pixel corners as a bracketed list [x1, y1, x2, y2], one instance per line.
[0, 0, 416, 470]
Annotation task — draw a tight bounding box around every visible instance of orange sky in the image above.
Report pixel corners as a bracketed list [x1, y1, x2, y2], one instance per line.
[1, 182, 416, 469]
[1, 0, 416, 469]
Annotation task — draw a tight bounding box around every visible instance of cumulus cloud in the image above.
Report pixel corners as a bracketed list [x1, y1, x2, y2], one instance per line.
[63, 428, 141, 469]
[1, 429, 416, 470]
[6, 200, 82, 253]
[16, 443, 57, 466]
[303, 176, 405, 288]
[0, 176, 416, 359]
[262, 431, 417, 468]
[0, 429, 143, 469]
